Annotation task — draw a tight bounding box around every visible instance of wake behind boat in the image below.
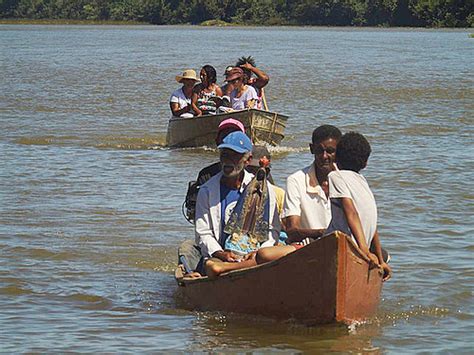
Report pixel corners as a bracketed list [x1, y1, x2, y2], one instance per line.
[166, 109, 288, 148]
[175, 231, 384, 325]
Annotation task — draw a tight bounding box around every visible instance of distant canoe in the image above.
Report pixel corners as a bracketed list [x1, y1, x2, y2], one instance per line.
[175, 231, 383, 325]
[166, 109, 288, 148]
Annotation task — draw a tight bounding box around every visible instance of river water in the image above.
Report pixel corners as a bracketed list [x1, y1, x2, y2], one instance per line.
[1, 25, 473, 352]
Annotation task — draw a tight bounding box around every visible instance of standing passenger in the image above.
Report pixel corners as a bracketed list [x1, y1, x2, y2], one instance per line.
[170, 69, 199, 118]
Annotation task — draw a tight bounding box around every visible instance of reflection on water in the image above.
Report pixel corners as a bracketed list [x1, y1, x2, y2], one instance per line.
[189, 312, 381, 352]
[0, 25, 473, 352]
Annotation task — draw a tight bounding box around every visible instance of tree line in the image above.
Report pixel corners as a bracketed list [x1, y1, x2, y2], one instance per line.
[1, 0, 472, 27]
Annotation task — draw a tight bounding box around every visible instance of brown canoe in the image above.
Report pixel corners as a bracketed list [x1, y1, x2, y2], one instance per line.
[175, 231, 384, 325]
[166, 109, 288, 148]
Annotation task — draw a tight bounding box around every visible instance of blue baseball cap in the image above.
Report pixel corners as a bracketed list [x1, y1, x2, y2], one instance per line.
[218, 131, 252, 153]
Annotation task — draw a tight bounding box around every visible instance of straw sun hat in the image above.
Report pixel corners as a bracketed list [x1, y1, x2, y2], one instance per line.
[175, 69, 200, 83]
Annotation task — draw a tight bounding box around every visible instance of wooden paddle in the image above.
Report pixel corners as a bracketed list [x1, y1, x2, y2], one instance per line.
[261, 87, 269, 111]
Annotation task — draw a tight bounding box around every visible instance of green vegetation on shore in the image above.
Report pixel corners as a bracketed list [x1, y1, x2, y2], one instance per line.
[200, 19, 232, 27]
[0, 18, 143, 25]
[0, 0, 472, 28]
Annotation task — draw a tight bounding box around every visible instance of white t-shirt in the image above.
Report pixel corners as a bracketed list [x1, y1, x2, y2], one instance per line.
[282, 164, 331, 230]
[170, 88, 191, 111]
[325, 170, 377, 247]
[230, 85, 258, 110]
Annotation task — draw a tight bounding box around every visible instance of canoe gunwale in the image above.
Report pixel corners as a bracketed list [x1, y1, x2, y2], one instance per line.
[168, 108, 289, 124]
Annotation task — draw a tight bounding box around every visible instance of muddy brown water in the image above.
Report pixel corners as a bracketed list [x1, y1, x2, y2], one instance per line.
[1, 25, 473, 352]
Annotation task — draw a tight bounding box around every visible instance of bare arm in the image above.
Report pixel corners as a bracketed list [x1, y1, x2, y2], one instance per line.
[211, 86, 224, 109]
[284, 215, 325, 244]
[191, 91, 202, 116]
[371, 230, 384, 263]
[371, 230, 392, 281]
[240, 63, 269, 89]
[170, 102, 191, 117]
[340, 197, 378, 265]
[212, 250, 240, 262]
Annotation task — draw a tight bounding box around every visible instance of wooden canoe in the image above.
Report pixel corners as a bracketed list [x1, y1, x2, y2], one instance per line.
[166, 109, 288, 148]
[175, 231, 383, 325]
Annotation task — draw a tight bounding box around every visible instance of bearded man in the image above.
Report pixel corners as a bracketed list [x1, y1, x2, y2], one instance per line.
[194, 131, 280, 276]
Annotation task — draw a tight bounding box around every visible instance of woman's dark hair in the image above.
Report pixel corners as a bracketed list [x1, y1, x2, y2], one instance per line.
[202, 65, 217, 85]
[336, 132, 371, 172]
[312, 125, 342, 145]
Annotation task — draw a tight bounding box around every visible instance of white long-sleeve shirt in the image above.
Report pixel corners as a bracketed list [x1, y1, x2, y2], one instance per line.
[195, 170, 281, 258]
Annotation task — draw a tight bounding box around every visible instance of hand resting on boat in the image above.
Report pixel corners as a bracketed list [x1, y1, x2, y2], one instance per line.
[212, 250, 241, 262]
[370, 231, 392, 281]
[380, 262, 392, 281]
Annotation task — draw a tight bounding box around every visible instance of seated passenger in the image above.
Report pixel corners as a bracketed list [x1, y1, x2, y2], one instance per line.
[191, 65, 223, 116]
[183, 118, 245, 224]
[283, 125, 342, 242]
[179, 119, 246, 276]
[256, 125, 342, 263]
[195, 132, 280, 278]
[324, 132, 392, 281]
[236, 56, 269, 110]
[220, 66, 235, 107]
[170, 69, 199, 118]
[226, 68, 258, 111]
[255, 127, 391, 267]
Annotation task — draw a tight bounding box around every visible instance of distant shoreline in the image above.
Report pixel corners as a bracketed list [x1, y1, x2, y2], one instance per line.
[0, 18, 145, 25]
[0, 18, 472, 31]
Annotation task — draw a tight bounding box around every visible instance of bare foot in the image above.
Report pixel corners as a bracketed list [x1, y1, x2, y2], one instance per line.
[183, 271, 202, 279]
[205, 260, 224, 279]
